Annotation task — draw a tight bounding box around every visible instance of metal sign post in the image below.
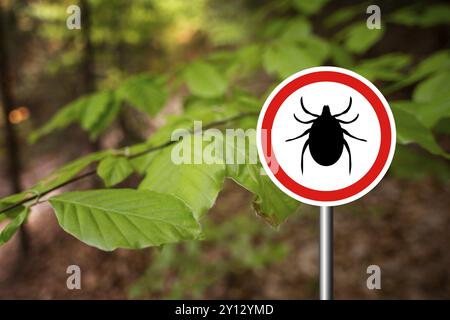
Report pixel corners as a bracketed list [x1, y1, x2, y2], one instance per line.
[320, 206, 333, 300]
[257, 66, 396, 301]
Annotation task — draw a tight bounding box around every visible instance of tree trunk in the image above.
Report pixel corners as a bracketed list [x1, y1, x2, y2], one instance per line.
[79, 0, 101, 152]
[79, 0, 96, 94]
[0, 6, 29, 253]
[0, 7, 21, 194]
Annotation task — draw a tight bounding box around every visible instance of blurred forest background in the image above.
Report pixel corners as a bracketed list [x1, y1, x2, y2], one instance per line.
[0, 0, 449, 299]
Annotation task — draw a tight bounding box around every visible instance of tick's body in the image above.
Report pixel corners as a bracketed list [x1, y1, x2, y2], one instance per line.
[286, 97, 366, 174]
[309, 113, 344, 166]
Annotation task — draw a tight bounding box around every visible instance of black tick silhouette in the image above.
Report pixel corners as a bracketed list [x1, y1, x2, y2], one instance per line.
[286, 96, 367, 174]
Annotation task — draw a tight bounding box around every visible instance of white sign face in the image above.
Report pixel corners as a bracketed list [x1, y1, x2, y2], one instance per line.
[257, 67, 396, 206]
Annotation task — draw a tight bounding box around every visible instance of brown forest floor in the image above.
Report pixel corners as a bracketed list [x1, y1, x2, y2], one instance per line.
[1, 7, 449, 299]
[0, 155, 449, 299]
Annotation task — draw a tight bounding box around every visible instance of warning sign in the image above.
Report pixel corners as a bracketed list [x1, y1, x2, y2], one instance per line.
[257, 66, 396, 206]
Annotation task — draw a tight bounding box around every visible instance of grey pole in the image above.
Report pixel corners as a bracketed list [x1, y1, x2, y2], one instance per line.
[320, 206, 333, 300]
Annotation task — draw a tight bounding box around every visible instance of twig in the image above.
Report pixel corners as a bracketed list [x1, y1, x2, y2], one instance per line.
[0, 111, 258, 215]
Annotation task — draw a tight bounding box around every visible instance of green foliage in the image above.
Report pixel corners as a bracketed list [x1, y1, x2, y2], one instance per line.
[139, 139, 226, 220]
[392, 105, 449, 158]
[329, 42, 354, 67]
[183, 61, 228, 98]
[2, 0, 450, 254]
[391, 146, 450, 183]
[117, 75, 168, 116]
[353, 53, 412, 81]
[252, 173, 300, 226]
[279, 17, 312, 41]
[49, 189, 201, 251]
[29, 96, 85, 143]
[129, 213, 290, 299]
[97, 156, 134, 187]
[413, 71, 450, 103]
[292, 0, 330, 15]
[390, 4, 450, 27]
[340, 22, 385, 54]
[31, 151, 110, 193]
[30, 91, 119, 142]
[30, 74, 169, 142]
[394, 99, 450, 130]
[386, 50, 450, 93]
[323, 4, 363, 29]
[223, 132, 300, 225]
[263, 43, 319, 79]
[0, 206, 29, 245]
[0, 193, 30, 212]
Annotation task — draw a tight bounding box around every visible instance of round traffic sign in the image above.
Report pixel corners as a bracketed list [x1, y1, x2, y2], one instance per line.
[257, 66, 396, 206]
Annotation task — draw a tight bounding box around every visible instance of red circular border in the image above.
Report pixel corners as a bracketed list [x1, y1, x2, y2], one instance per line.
[261, 71, 392, 202]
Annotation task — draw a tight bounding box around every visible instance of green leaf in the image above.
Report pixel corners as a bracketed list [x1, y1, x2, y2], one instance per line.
[324, 4, 363, 28]
[80, 91, 115, 131]
[385, 50, 450, 93]
[128, 142, 160, 174]
[29, 96, 85, 143]
[0, 206, 29, 245]
[393, 98, 450, 129]
[139, 138, 225, 220]
[261, 19, 288, 39]
[434, 118, 450, 135]
[89, 97, 121, 139]
[29, 91, 118, 143]
[391, 145, 450, 183]
[329, 43, 355, 67]
[0, 193, 30, 223]
[130, 106, 243, 174]
[117, 74, 168, 116]
[298, 35, 330, 63]
[392, 104, 449, 158]
[229, 162, 299, 226]
[292, 0, 329, 15]
[280, 18, 311, 42]
[263, 43, 320, 79]
[183, 61, 228, 98]
[31, 151, 110, 193]
[97, 156, 134, 187]
[353, 53, 412, 81]
[390, 4, 450, 27]
[413, 71, 450, 103]
[342, 22, 384, 54]
[227, 89, 261, 114]
[0, 192, 29, 210]
[413, 51, 450, 76]
[225, 44, 262, 80]
[419, 5, 450, 26]
[252, 173, 300, 226]
[221, 130, 258, 191]
[49, 189, 201, 251]
[223, 131, 299, 226]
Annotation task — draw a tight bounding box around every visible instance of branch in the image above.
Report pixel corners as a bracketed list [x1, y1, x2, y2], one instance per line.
[0, 111, 258, 215]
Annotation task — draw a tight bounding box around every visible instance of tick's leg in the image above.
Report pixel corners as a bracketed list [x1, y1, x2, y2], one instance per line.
[286, 129, 310, 142]
[333, 97, 352, 117]
[338, 114, 359, 124]
[301, 97, 319, 117]
[342, 128, 367, 142]
[294, 113, 315, 124]
[301, 139, 310, 173]
[343, 139, 352, 174]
